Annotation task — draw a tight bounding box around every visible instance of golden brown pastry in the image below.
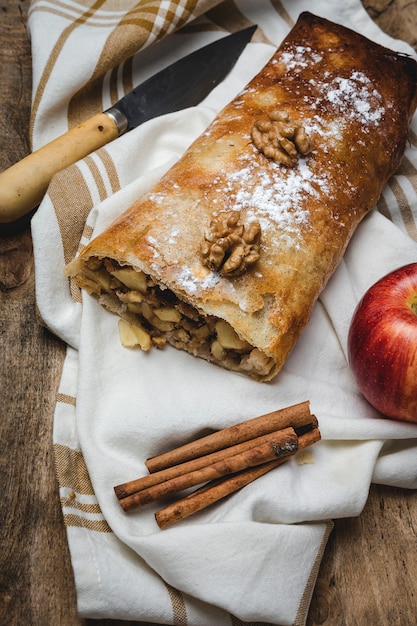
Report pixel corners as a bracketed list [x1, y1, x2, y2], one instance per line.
[66, 12, 417, 381]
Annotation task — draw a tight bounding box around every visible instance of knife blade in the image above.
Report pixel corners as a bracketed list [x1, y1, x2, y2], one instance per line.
[0, 25, 257, 224]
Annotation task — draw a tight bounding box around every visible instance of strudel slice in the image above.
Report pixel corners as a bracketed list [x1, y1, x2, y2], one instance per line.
[66, 12, 417, 381]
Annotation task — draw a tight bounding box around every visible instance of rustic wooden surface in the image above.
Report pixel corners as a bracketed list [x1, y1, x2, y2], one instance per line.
[1, 1, 416, 625]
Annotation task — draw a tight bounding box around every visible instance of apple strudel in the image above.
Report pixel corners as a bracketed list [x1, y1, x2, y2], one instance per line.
[66, 12, 417, 381]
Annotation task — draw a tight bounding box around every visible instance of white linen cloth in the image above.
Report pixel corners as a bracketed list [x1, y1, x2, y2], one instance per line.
[29, 1, 417, 624]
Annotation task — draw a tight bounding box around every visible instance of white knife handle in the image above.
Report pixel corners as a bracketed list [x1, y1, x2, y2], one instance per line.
[0, 112, 121, 223]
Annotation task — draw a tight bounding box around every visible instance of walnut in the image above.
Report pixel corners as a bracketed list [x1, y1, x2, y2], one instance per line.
[200, 210, 261, 277]
[251, 110, 312, 166]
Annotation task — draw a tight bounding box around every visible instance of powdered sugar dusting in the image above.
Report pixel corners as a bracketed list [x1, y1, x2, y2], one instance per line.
[175, 266, 221, 294]
[212, 151, 330, 247]
[145, 40, 387, 296]
[281, 46, 386, 126]
[280, 46, 323, 70]
[305, 117, 344, 142]
[146, 236, 160, 258]
[317, 72, 385, 125]
[168, 228, 180, 244]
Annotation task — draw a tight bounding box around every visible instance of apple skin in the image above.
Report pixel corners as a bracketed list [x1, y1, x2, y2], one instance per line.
[347, 262, 417, 424]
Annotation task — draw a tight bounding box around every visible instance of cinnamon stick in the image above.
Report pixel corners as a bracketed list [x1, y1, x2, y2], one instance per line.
[118, 427, 298, 512]
[155, 427, 321, 529]
[145, 400, 311, 473]
[114, 417, 318, 500]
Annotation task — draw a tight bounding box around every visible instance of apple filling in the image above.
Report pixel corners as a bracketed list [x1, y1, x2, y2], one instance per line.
[78, 257, 275, 378]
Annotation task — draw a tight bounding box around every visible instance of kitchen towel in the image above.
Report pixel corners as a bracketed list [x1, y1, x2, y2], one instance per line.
[29, 1, 417, 624]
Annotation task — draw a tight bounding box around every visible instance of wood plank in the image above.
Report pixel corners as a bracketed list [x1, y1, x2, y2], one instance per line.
[0, 2, 79, 624]
[307, 484, 417, 625]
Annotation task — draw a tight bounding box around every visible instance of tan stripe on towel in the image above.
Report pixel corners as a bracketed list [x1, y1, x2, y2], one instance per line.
[164, 582, 188, 626]
[29, 0, 124, 26]
[387, 174, 417, 241]
[29, 0, 108, 143]
[49, 145, 121, 301]
[60, 495, 102, 515]
[67, 0, 204, 126]
[55, 447, 112, 533]
[80, 224, 95, 247]
[56, 392, 76, 407]
[48, 165, 94, 265]
[97, 147, 122, 195]
[397, 155, 417, 180]
[48, 164, 94, 302]
[54, 443, 95, 495]
[83, 154, 109, 203]
[63, 513, 112, 533]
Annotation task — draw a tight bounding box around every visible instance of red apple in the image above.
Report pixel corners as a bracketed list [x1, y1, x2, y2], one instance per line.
[347, 262, 417, 423]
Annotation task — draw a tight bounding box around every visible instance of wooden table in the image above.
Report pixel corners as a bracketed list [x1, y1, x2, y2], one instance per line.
[1, 1, 416, 624]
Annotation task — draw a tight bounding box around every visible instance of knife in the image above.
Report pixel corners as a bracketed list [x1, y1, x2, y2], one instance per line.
[0, 25, 257, 223]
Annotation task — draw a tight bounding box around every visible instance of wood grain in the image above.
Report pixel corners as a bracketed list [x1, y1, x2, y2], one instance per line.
[0, 1, 416, 625]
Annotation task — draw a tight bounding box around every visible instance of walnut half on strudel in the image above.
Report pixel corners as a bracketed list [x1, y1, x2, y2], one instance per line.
[66, 12, 417, 382]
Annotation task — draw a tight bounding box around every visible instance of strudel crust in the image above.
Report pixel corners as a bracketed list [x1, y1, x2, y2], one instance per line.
[66, 12, 417, 381]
